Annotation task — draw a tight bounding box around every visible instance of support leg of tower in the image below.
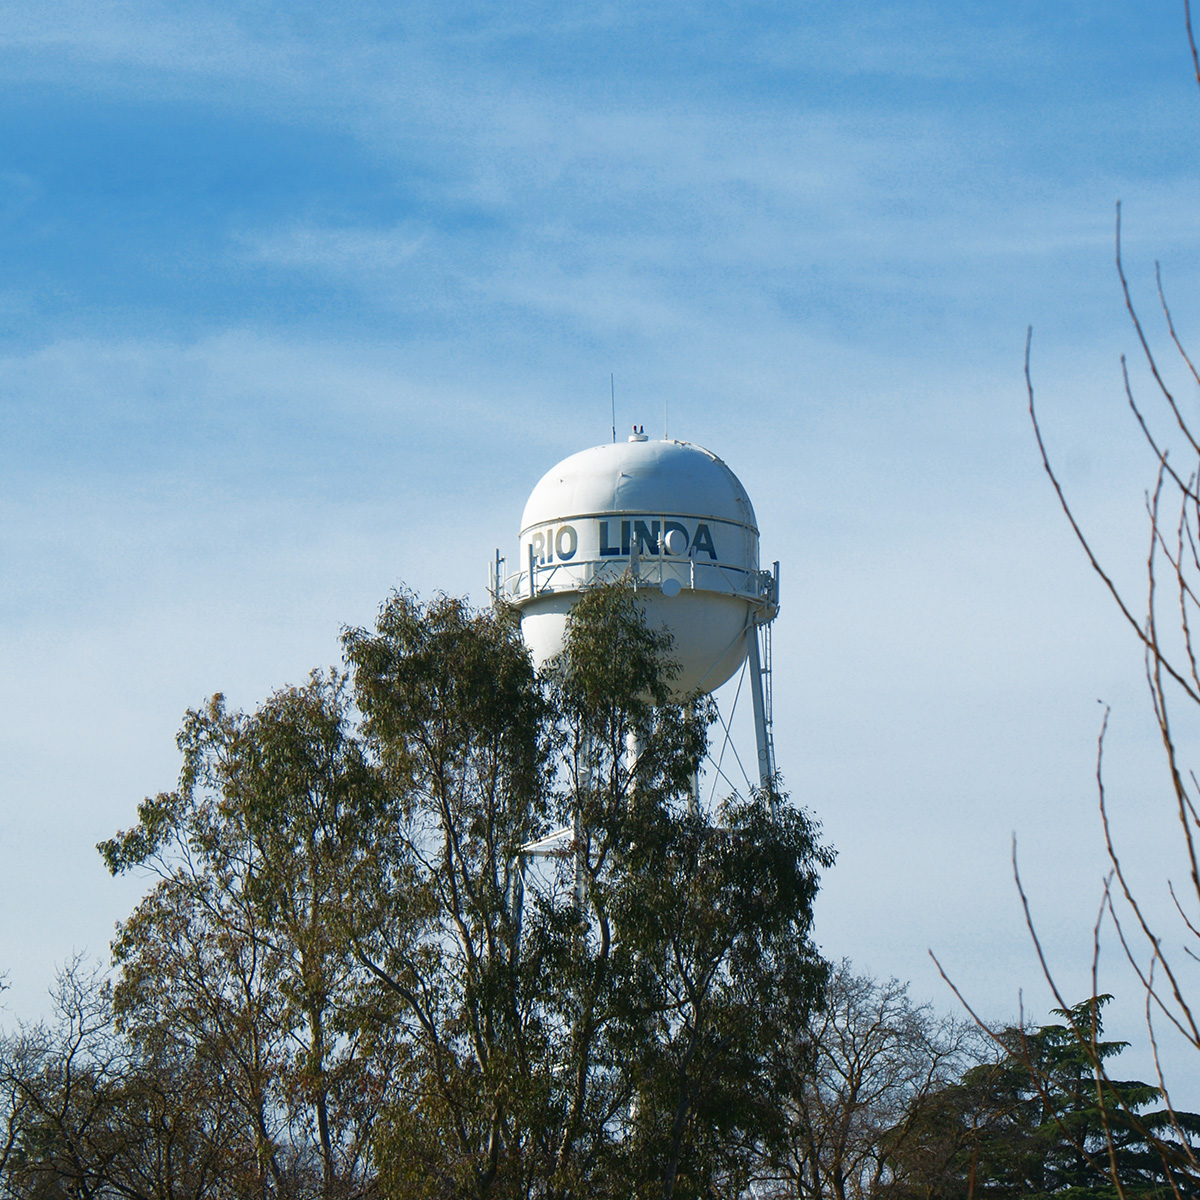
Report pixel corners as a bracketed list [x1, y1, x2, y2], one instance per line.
[746, 619, 776, 792]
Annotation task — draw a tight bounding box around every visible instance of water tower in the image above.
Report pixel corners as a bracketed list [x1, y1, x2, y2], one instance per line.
[493, 427, 780, 787]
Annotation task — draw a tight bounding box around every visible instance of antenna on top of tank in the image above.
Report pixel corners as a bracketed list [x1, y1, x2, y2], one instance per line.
[664, 397, 668, 440]
[610, 374, 616, 444]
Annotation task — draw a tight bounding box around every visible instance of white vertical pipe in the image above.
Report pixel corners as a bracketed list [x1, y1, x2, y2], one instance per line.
[746, 620, 775, 790]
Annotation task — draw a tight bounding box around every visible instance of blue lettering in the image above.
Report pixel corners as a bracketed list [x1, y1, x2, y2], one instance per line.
[555, 525, 577, 560]
[691, 523, 716, 560]
[633, 519, 660, 555]
[663, 520, 688, 554]
[599, 520, 621, 556]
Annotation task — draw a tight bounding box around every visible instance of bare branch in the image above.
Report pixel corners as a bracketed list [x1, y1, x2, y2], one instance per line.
[1026, 328, 1200, 705]
[1187, 0, 1200, 92]
[1116, 202, 1200, 458]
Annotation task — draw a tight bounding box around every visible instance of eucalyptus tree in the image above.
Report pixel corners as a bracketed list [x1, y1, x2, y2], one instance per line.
[521, 583, 832, 1200]
[345, 583, 834, 1200]
[98, 672, 391, 1200]
[342, 592, 555, 1200]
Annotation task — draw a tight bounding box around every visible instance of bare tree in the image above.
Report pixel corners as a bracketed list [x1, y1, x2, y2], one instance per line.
[773, 962, 978, 1200]
[0, 957, 242, 1200]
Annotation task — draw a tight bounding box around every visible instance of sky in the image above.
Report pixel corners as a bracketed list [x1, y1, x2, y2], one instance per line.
[3, 0, 1200, 1088]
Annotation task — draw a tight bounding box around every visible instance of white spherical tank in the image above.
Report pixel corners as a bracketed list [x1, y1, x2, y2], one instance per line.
[504, 430, 778, 696]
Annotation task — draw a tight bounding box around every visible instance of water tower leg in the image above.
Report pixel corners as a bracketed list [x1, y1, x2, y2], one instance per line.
[575, 734, 592, 911]
[510, 856, 525, 953]
[624, 728, 641, 799]
[573, 806, 586, 911]
[746, 620, 776, 792]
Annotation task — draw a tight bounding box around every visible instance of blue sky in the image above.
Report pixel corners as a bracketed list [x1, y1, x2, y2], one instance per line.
[3, 0, 1200, 1080]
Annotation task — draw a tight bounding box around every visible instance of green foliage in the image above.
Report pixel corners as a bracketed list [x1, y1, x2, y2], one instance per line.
[343, 592, 556, 1199]
[610, 793, 832, 1199]
[96, 670, 393, 1198]
[345, 583, 833, 1199]
[881, 997, 1200, 1200]
[0, 582, 833, 1200]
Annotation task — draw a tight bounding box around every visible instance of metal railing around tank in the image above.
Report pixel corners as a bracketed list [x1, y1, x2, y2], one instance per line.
[490, 550, 779, 622]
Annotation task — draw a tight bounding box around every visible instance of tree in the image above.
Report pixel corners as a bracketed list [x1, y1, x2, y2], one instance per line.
[4, 579, 831, 1200]
[0, 957, 239, 1200]
[342, 591, 556, 1200]
[98, 671, 392, 1199]
[345, 582, 834, 1200]
[605, 788, 831, 1199]
[879, 998, 1200, 1200]
[779, 961, 978, 1200]
[530, 583, 832, 1200]
[0, 959, 133, 1200]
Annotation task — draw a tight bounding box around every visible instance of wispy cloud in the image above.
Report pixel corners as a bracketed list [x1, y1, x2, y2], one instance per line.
[236, 223, 428, 273]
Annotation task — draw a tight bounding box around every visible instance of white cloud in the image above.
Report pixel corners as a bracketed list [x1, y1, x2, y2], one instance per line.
[0, 0, 307, 84]
[237, 223, 428, 272]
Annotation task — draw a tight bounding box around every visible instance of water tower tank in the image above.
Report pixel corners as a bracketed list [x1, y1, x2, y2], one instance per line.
[503, 430, 778, 696]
